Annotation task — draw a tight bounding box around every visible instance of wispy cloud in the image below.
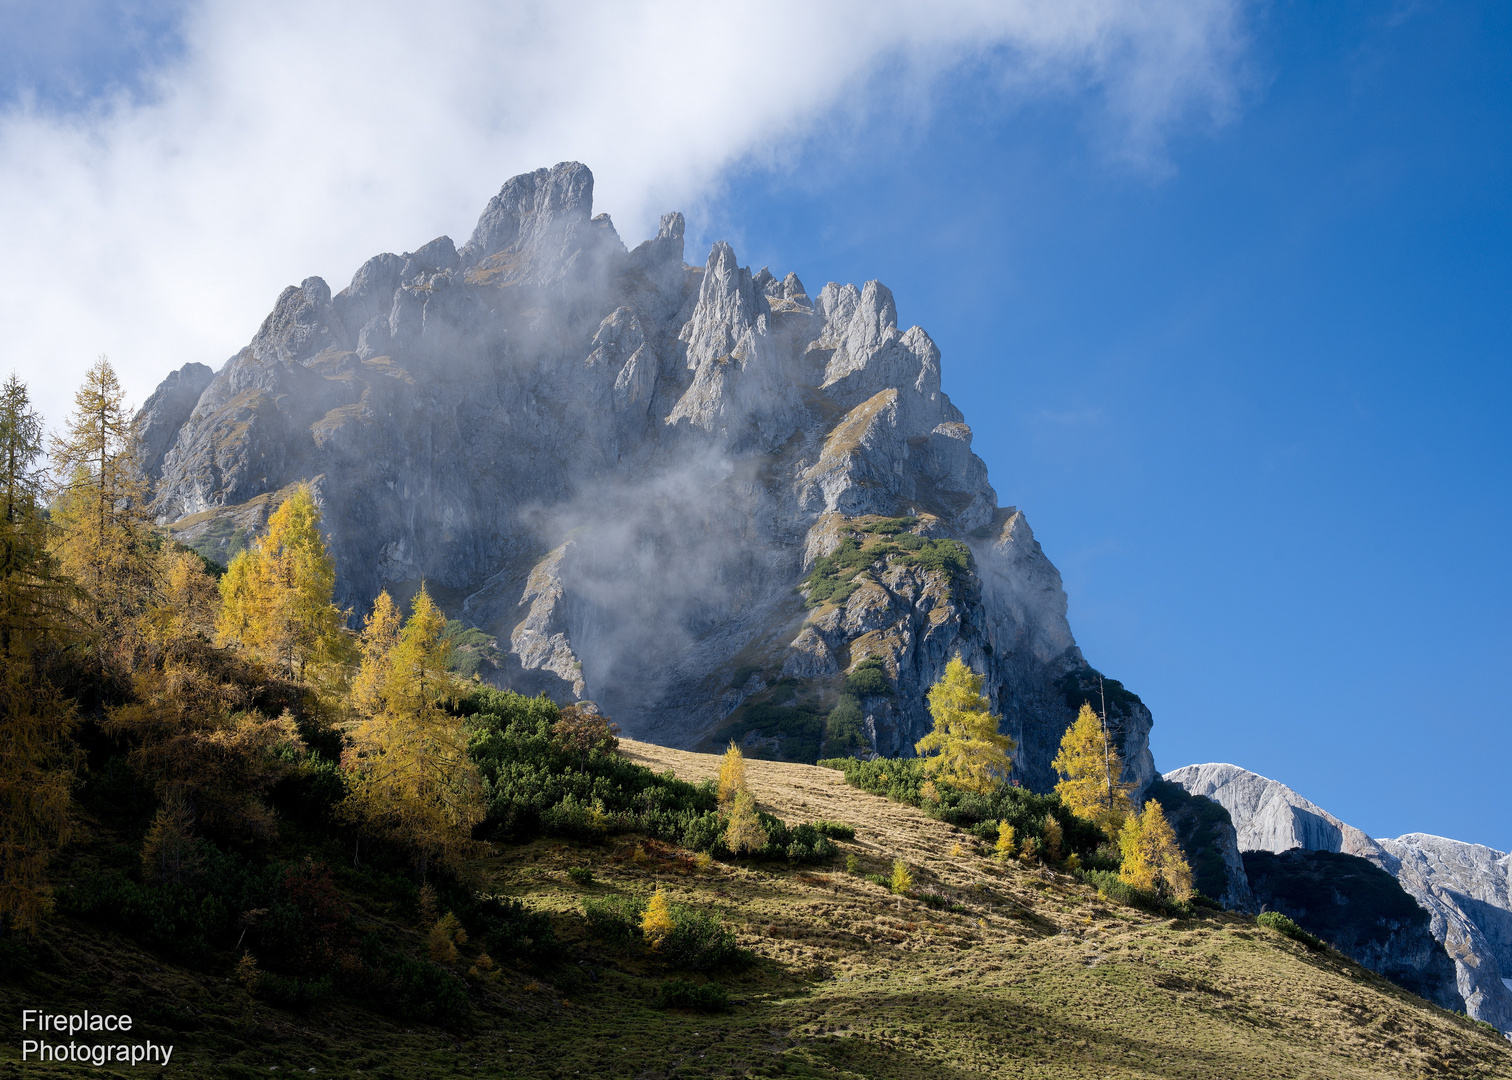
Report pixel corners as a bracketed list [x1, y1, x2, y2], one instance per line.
[1, 0, 1248, 427]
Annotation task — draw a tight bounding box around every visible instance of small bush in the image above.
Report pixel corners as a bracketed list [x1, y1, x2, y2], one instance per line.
[845, 658, 892, 697]
[567, 866, 595, 886]
[1078, 869, 1177, 916]
[1257, 910, 1324, 950]
[663, 909, 751, 972]
[656, 979, 730, 1012]
[845, 854, 859, 874]
[258, 973, 332, 1013]
[890, 860, 913, 896]
[811, 820, 856, 841]
[472, 896, 559, 966]
[866, 873, 890, 888]
[583, 895, 645, 943]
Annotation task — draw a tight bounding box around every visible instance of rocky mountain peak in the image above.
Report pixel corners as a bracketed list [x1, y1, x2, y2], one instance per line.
[137, 160, 1154, 801]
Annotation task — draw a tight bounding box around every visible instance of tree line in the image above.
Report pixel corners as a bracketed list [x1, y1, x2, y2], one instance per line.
[0, 358, 493, 935]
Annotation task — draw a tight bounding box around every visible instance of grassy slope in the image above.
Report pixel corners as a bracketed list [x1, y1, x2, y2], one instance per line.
[4, 741, 1510, 1079]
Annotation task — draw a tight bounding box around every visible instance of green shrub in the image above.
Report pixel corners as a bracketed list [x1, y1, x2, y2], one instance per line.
[844, 658, 891, 697]
[258, 973, 332, 1013]
[819, 756, 1105, 863]
[1077, 869, 1184, 917]
[656, 979, 730, 1012]
[1257, 910, 1324, 950]
[567, 867, 595, 886]
[801, 529, 971, 609]
[663, 909, 751, 972]
[824, 694, 868, 756]
[470, 896, 559, 966]
[583, 895, 646, 943]
[811, 820, 856, 841]
[728, 665, 763, 689]
[356, 935, 471, 1029]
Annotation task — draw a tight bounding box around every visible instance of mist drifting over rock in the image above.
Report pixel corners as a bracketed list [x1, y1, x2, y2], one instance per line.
[140, 160, 1154, 796]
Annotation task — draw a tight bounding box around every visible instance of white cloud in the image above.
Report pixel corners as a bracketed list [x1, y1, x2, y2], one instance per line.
[0, 0, 1247, 429]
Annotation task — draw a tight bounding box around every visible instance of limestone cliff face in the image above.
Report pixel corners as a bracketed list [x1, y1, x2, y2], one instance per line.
[1166, 763, 1512, 1033]
[138, 161, 1154, 794]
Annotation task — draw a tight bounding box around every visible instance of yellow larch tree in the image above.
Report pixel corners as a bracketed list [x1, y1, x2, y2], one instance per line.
[717, 739, 746, 809]
[915, 656, 1015, 794]
[1053, 702, 1135, 836]
[217, 484, 346, 681]
[642, 887, 675, 948]
[49, 355, 156, 674]
[342, 586, 483, 878]
[0, 373, 80, 934]
[1118, 800, 1194, 902]
[723, 789, 768, 855]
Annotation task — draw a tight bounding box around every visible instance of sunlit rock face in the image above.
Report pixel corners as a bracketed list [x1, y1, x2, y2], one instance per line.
[139, 161, 1154, 793]
[1166, 763, 1512, 1033]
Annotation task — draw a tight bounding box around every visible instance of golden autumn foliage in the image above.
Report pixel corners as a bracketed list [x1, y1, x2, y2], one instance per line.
[49, 355, 157, 674]
[105, 649, 305, 841]
[642, 887, 675, 949]
[1052, 702, 1135, 838]
[428, 912, 468, 963]
[717, 740, 746, 809]
[890, 859, 913, 896]
[341, 586, 483, 877]
[994, 821, 1017, 863]
[1119, 800, 1194, 902]
[217, 484, 347, 680]
[915, 656, 1016, 794]
[723, 789, 768, 855]
[0, 373, 79, 934]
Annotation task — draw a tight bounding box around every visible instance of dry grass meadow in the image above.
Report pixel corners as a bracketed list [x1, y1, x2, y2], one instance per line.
[4, 740, 1509, 1079]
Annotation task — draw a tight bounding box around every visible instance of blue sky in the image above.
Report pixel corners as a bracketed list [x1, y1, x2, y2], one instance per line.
[4, 1, 1507, 848]
[702, 1, 1512, 849]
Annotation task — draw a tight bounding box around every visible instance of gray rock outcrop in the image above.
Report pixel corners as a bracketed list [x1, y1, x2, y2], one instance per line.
[137, 160, 1154, 796]
[1166, 763, 1512, 1033]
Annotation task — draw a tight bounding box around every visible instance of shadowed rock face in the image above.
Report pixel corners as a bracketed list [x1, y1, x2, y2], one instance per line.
[138, 160, 1154, 794]
[1244, 848, 1462, 1012]
[1166, 763, 1512, 1033]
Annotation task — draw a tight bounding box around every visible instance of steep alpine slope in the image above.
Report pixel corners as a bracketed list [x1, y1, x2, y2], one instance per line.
[137, 161, 1153, 794]
[1166, 762, 1512, 1033]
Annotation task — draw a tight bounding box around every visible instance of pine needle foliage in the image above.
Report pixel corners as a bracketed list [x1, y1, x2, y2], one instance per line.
[723, 789, 768, 855]
[717, 740, 746, 809]
[342, 586, 483, 878]
[1119, 801, 1194, 902]
[49, 355, 156, 674]
[0, 373, 80, 934]
[994, 821, 1016, 863]
[642, 887, 675, 949]
[216, 484, 346, 680]
[1052, 702, 1135, 837]
[915, 656, 1015, 794]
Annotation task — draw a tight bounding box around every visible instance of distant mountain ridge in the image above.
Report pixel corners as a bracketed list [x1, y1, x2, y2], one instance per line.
[1166, 762, 1512, 1034]
[136, 161, 1154, 795]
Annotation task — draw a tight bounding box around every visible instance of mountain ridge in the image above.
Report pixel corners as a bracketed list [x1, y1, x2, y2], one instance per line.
[137, 160, 1153, 796]
[1166, 761, 1512, 1033]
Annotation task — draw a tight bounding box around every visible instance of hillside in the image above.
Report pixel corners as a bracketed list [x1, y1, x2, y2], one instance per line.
[5, 741, 1508, 1080]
